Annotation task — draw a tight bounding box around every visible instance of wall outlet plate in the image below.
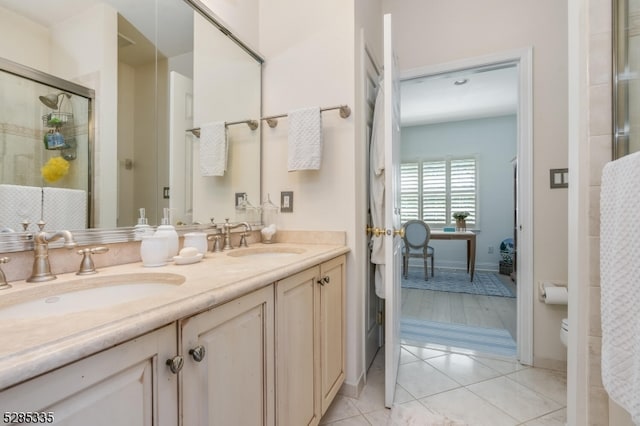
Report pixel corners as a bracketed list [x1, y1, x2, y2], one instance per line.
[549, 168, 569, 188]
[280, 191, 293, 213]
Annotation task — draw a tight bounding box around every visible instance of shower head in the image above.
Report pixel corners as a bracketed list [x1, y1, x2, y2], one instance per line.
[38, 92, 71, 110]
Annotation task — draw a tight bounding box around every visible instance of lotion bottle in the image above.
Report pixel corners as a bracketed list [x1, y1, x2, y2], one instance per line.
[154, 208, 179, 260]
[134, 208, 153, 240]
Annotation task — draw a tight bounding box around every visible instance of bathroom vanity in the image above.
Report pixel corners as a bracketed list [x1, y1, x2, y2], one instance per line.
[0, 237, 348, 426]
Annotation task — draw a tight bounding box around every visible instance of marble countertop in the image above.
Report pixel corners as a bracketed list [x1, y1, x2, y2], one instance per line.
[0, 239, 349, 389]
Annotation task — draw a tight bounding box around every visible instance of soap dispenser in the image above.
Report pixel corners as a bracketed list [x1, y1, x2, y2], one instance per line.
[134, 208, 154, 240]
[154, 208, 179, 260]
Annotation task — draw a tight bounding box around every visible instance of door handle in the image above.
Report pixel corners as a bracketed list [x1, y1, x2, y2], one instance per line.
[394, 227, 405, 238]
[366, 226, 384, 237]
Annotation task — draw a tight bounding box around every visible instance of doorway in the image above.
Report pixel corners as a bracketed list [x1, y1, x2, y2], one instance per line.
[397, 50, 533, 363]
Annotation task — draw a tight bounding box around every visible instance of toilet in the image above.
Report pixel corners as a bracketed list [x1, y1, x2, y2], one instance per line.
[560, 318, 568, 347]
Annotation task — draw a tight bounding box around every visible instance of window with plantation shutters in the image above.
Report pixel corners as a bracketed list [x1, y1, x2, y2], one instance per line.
[400, 163, 419, 223]
[400, 157, 477, 227]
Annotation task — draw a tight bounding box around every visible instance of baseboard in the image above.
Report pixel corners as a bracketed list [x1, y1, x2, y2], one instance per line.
[339, 372, 365, 399]
[532, 355, 567, 372]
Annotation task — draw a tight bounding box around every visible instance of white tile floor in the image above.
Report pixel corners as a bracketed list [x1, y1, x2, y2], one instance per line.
[320, 345, 567, 426]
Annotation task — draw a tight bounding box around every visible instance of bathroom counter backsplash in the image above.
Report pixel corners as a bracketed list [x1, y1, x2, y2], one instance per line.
[0, 230, 348, 389]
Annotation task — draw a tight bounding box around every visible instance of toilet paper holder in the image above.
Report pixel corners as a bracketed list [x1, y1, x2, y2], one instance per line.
[538, 281, 568, 303]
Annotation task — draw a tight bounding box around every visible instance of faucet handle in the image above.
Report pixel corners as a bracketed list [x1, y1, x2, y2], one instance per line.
[0, 257, 11, 290]
[208, 234, 222, 252]
[239, 233, 249, 248]
[76, 246, 109, 275]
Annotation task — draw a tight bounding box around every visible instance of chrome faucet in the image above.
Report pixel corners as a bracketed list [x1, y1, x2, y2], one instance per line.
[222, 219, 252, 250]
[27, 230, 78, 283]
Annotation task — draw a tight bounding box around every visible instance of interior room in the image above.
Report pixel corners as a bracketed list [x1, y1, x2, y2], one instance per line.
[0, 0, 637, 425]
[398, 65, 519, 358]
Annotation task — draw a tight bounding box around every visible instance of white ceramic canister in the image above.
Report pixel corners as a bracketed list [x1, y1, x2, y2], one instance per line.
[140, 235, 169, 267]
[183, 232, 208, 255]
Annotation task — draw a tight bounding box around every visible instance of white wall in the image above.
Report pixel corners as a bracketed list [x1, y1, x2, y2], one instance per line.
[0, 5, 50, 72]
[402, 115, 516, 271]
[259, 0, 374, 392]
[384, 0, 569, 367]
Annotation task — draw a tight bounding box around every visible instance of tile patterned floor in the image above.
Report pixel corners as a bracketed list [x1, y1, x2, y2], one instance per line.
[319, 345, 567, 426]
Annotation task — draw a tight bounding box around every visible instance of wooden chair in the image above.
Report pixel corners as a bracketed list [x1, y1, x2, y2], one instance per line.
[402, 220, 435, 280]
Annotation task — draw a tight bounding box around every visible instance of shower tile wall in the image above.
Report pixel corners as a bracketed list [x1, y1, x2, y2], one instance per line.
[0, 71, 43, 186]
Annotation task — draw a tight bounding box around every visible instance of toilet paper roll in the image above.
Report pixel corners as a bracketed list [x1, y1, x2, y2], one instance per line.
[543, 286, 568, 304]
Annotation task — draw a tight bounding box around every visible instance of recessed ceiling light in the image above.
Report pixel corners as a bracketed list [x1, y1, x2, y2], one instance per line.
[454, 79, 468, 85]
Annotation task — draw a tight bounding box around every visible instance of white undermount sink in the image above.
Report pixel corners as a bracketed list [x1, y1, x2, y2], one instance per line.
[0, 273, 185, 320]
[226, 246, 306, 258]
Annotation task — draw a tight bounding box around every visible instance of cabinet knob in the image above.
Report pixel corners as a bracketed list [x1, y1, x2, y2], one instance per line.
[317, 276, 330, 286]
[189, 345, 206, 362]
[166, 355, 184, 374]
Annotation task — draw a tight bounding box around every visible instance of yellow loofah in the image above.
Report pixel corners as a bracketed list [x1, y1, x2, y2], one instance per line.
[41, 156, 70, 182]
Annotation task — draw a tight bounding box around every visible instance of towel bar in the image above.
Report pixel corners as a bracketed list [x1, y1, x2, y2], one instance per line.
[186, 104, 351, 136]
[186, 119, 258, 137]
[262, 105, 351, 128]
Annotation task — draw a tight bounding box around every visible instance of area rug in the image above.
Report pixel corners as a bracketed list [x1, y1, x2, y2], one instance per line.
[401, 318, 517, 357]
[402, 268, 515, 298]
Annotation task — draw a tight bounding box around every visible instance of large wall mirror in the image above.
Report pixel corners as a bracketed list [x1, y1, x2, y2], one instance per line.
[613, 0, 640, 158]
[0, 0, 262, 252]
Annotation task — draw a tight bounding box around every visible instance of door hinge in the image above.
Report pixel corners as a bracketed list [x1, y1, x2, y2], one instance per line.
[377, 311, 384, 325]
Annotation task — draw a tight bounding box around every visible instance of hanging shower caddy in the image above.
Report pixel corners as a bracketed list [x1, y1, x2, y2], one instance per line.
[41, 93, 77, 160]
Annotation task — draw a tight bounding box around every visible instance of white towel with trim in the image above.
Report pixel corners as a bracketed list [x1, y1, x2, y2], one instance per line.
[288, 106, 322, 171]
[199, 122, 227, 176]
[600, 150, 640, 424]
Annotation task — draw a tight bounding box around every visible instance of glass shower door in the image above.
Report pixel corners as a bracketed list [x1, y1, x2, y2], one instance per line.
[614, 0, 640, 158]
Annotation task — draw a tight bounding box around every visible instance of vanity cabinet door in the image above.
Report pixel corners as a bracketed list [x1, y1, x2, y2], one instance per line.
[180, 285, 274, 426]
[0, 324, 178, 426]
[319, 255, 346, 415]
[275, 265, 321, 426]
[274, 255, 346, 425]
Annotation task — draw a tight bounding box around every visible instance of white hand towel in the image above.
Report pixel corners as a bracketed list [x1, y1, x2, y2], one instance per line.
[600, 150, 640, 424]
[288, 106, 322, 171]
[199, 122, 228, 176]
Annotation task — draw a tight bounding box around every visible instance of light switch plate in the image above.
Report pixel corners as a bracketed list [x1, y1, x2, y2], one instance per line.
[281, 191, 293, 213]
[549, 168, 569, 188]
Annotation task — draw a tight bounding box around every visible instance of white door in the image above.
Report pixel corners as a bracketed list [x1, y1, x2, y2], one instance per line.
[383, 13, 403, 408]
[169, 72, 194, 224]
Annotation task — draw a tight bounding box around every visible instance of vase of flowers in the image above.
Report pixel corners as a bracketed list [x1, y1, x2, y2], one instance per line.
[453, 211, 469, 231]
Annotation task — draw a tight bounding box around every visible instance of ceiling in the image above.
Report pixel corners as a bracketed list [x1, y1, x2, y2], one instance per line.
[400, 64, 518, 127]
[0, 0, 193, 59]
[2, 0, 517, 127]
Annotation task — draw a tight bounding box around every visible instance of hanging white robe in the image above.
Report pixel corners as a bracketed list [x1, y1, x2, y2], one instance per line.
[370, 77, 385, 298]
